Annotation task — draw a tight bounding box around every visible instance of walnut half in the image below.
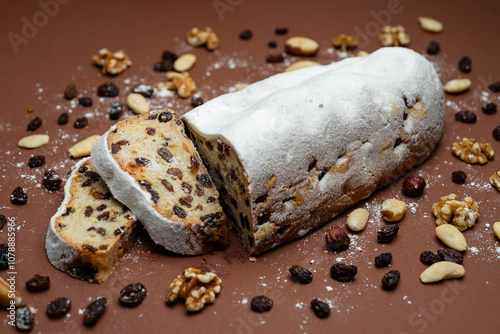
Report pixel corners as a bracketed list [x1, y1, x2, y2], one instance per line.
[166, 268, 222, 312]
[158, 71, 196, 98]
[490, 171, 500, 191]
[432, 193, 479, 231]
[91, 48, 131, 75]
[452, 138, 494, 164]
[379, 25, 410, 46]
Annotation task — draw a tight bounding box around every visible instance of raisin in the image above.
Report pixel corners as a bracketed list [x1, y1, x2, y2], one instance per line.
[83, 245, 97, 253]
[0, 215, 6, 230]
[289, 265, 313, 284]
[158, 111, 173, 123]
[382, 270, 400, 291]
[11, 186, 28, 205]
[189, 155, 200, 171]
[28, 155, 45, 168]
[200, 212, 223, 227]
[195, 184, 204, 197]
[310, 298, 330, 318]
[26, 274, 50, 291]
[118, 283, 147, 307]
[268, 40, 277, 48]
[207, 197, 216, 203]
[46, 297, 71, 318]
[78, 97, 93, 107]
[147, 113, 158, 120]
[181, 182, 193, 194]
[458, 56, 471, 73]
[158, 147, 174, 162]
[96, 204, 106, 211]
[97, 82, 119, 97]
[135, 157, 150, 166]
[275, 27, 288, 35]
[266, 53, 285, 63]
[132, 84, 154, 98]
[162, 180, 174, 192]
[437, 248, 464, 264]
[377, 224, 399, 243]
[139, 180, 152, 190]
[148, 189, 159, 203]
[190, 95, 204, 107]
[83, 297, 107, 327]
[420, 251, 439, 265]
[455, 110, 476, 123]
[197, 174, 213, 188]
[0, 244, 9, 270]
[74, 117, 88, 128]
[75, 262, 98, 281]
[78, 166, 88, 173]
[146, 127, 156, 135]
[86, 171, 102, 181]
[57, 112, 69, 125]
[162, 50, 178, 62]
[42, 170, 62, 191]
[64, 83, 77, 100]
[167, 168, 183, 180]
[111, 140, 129, 154]
[84, 206, 93, 217]
[451, 170, 467, 184]
[114, 228, 124, 236]
[15, 305, 34, 332]
[488, 82, 500, 92]
[27, 117, 42, 131]
[482, 102, 497, 115]
[109, 101, 124, 120]
[240, 30, 253, 40]
[173, 205, 187, 218]
[330, 263, 357, 282]
[426, 41, 440, 55]
[251, 295, 273, 312]
[374, 252, 393, 268]
[154, 59, 174, 72]
[493, 126, 500, 141]
[97, 212, 110, 220]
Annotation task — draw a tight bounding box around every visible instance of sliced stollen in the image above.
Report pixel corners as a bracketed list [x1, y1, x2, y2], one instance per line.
[183, 47, 445, 254]
[46, 157, 139, 283]
[91, 110, 228, 255]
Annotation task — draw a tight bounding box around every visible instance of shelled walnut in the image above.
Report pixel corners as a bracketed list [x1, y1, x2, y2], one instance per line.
[490, 171, 500, 191]
[452, 138, 494, 164]
[91, 48, 131, 75]
[186, 27, 219, 51]
[166, 268, 222, 312]
[379, 25, 410, 46]
[332, 34, 358, 51]
[432, 194, 479, 231]
[158, 71, 196, 98]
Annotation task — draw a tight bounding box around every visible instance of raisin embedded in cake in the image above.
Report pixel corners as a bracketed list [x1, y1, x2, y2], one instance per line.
[91, 110, 228, 255]
[45, 158, 138, 283]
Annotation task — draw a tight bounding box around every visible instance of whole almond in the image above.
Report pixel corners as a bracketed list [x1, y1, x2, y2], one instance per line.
[18, 134, 49, 149]
[493, 222, 500, 240]
[420, 262, 465, 283]
[174, 54, 197, 72]
[0, 277, 22, 308]
[127, 93, 150, 114]
[285, 60, 320, 72]
[357, 50, 369, 57]
[444, 79, 471, 94]
[346, 208, 369, 232]
[435, 224, 467, 251]
[418, 17, 444, 33]
[68, 135, 100, 158]
[285, 37, 319, 56]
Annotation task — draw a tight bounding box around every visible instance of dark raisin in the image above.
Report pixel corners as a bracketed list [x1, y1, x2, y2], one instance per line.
[482, 102, 497, 115]
[148, 189, 159, 203]
[158, 147, 174, 162]
[97, 82, 119, 97]
[251, 295, 273, 312]
[85, 170, 100, 181]
[0, 244, 9, 270]
[78, 166, 88, 173]
[207, 197, 216, 203]
[173, 205, 187, 218]
[268, 40, 277, 48]
[266, 53, 285, 63]
[0, 215, 6, 230]
[139, 180, 152, 190]
[26, 274, 50, 291]
[162, 180, 174, 192]
[28, 155, 45, 168]
[374, 252, 393, 268]
[162, 50, 178, 62]
[146, 127, 156, 135]
[394, 137, 402, 148]
[111, 140, 129, 154]
[57, 112, 69, 125]
[289, 265, 313, 284]
[310, 298, 330, 318]
[84, 206, 93, 217]
[97, 228, 106, 236]
[74, 117, 88, 129]
[190, 95, 204, 107]
[420, 251, 439, 265]
[488, 82, 500, 92]
[147, 114, 158, 121]
[97, 212, 110, 220]
[240, 30, 253, 40]
[451, 170, 467, 184]
[11, 187, 27, 205]
[132, 84, 154, 98]
[181, 182, 193, 194]
[64, 83, 77, 100]
[493, 126, 500, 141]
[135, 157, 150, 167]
[330, 263, 358, 282]
[167, 168, 183, 180]
[75, 262, 98, 281]
[200, 212, 223, 227]
[455, 111, 476, 123]
[437, 248, 464, 264]
[15, 305, 34, 332]
[61, 207, 72, 216]
[426, 41, 440, 55]
[78, 97, 93, 107]
[158, 111, 173, 123]
[83, 245, 97, 253]
[377, 224, 399, 243]
[114, 227, 124, 236]
[27, 117, 42, 131]
[195, 184, 204, 197]
[96, 204, 106, 211]
[46, 297, 71, 318]
[109, 101, 124, 120]
[458, 56, 471, 73]
[197, 174, 212, 188]
[382, 270, 400, 291]
[189, 155, 200, 171]
[118, 283, 147, 307]
[83, 297, 107, 327]
[154, 59, 174, 72]
[275, 27, 288, 35]
[42, 170, 62, 191]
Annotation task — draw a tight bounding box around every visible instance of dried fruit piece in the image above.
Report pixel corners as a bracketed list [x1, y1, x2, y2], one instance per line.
[190, 95, 204, 107]
[42, 170, 62, 191]
[173, 54, 197, 72]
[444, 79, 471, 94]
[0, 215, 6, 230]
[127, 93, 150, 114]
[74, 117, 88, 129]
[458, 56, 471, 73]
[0, 276, 22, 307]
[437, 248, 464, 264]
[64, 84, 77, 100]
[374, 252, 392, 268]
[57, 112, 69, 125]
[251, 295, 273, 312]
[426, 41, 440, 55]
[377, 224, 399, 243]
[436, 225, 467, 252]
[455, 111, 476, 123]
[346, 208, 369, 232]
[119, 283, 147, 307]
[109, 102, 124, 120]
[83, 297, 107, 327]
[482, 102, 497, 114]
[451, 170, 467, 184]
[68, 135, 100, 158]
[26, 274, 50, 291]
[15, 305, 34, 332]
[275, 27, 288, 35]
[10, 187, 28, 205]
[490, 171, 500, 191]
[131, 84, 154, 98]
[284, 60, 320, 72]
[488, 82, 500, 92]
[432, 193, 479, 231]
[268, 40, 277, 48]
[402, 175, 426, 197]
[382, 270, 400, 291]
[420, 262, 465, 283]
[92, 48, 131, 75]
[27, 117, 42, 131]
[0, 244, 8, 270]
[325, 225, 350, 251]
[494, 126, 500, 141]
[381, 199, 407, 222]
[289, 265, 313, 284]
[285, 36, 319, 56]
[452, 138, 494, 164]
[310, 298, 330, 318]
[331, 33, 358, 51]
[46, 297, 71, 318]
[28, 155, 45, 168]
[420, 251, 439, 265]
[379, 25, 410, 46]
[239, 30, 253, 40]
[18, 134, 49, 149]
[266, 53, 285, 63]
[97, 82, 119, 97]
[78, 97, 93, 107]
[418, 16, 443, 33]
[330, 263, 357, 282]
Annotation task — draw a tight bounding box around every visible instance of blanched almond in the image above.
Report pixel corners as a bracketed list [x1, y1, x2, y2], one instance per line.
[285, 60, 320, 72]
[436, 224, 467, 251]
[418, 17, 443, 33]
[444, 79, 471, 94]
[346, 208, 369, 232]
[174, 54, 197, 72]
[420, 262, 464, 283]
[493, 222, 500, 240]
[18, 134, 49, 148]
[127, 93, 150, 114]
[285, 37, 319, 56]
[68, 135, 100, 158]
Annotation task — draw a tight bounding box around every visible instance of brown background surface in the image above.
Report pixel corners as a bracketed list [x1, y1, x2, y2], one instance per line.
[0, 0, 499, 333]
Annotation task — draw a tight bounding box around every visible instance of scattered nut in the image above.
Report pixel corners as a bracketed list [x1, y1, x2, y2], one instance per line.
[402, 175, 426, 197]
[357, 50, 369, 57]
[91, 48, 131, 75]
[285, 36, 319, 56]
[417, 16, 443, 33]
[68, 135, 100, 158]
[379, 25, 410, 46]
[159, 71, 196, 98]
[381, 199, 407, 222]
[0, 277, 22, 308]
[127, 93, 150, 115]
[285, 60, 320, 72]
[444, 79, 471, 94]
[187, 27, 208, 46]
[420, 261, 465, 283]
[18, 134, 49, 149]
[489, 171, 500, 191]
[234, 83, 249, 91]
[435, 225, 467, 252]
[331, 34, 358, 51]
[166, 268, 222, 312]
[325, 225, 350, 251]
[174, 54, 197, 72]
[432, 193, 479, 231]
[493, 222, 500, 240]
[346, 208, 369, 232]
[452, 138, 494, 164]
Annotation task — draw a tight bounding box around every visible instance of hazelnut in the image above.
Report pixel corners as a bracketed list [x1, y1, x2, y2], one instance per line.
[402, 175, 426, 197]
[381, 199, 407, 222]
[325, 226, 350, 251]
